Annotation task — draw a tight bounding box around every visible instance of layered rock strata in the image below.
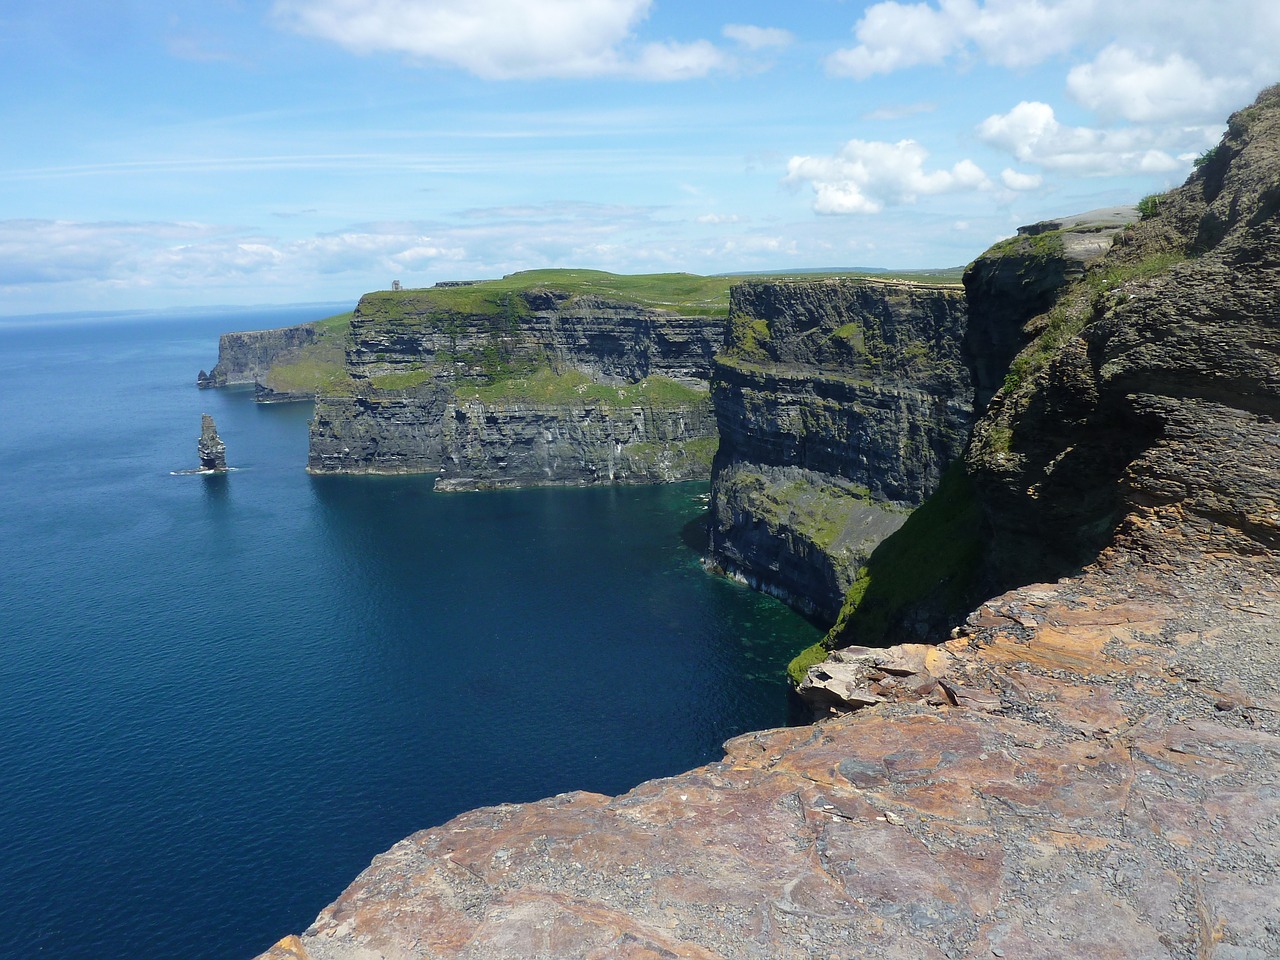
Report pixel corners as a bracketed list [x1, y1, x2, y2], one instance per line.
[962, 207, 1135, 409]
[259, 528, 1280, 960]
[306, 284, 725, 486]
[436, 396, 715, 491]
[197, 323, 319, 389]
[257, 87, 1280, 960]
[708, 279, 971, 622]
[197, 414, 226, 471]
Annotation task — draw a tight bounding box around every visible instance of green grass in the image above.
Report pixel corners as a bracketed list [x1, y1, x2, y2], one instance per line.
[459, 367, 708, 406]
[368, 367, 435, 391]
[364, 268, 966, 324]
[787, 641, 830, 686]
[1001, 250, 1186, 393]
[982, 228, 1067, 261]
[259, 311, 353, 395]
[825, 461, 982, 650]
[314, 309, 354, 333]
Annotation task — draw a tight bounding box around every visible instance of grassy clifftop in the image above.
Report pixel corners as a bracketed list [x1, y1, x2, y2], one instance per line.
[359, 268, 966, 324]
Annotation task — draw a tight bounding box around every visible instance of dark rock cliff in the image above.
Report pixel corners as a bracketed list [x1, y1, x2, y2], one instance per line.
[437, 396, 716, 491]
[965, 84, 1280, 593]
[197, 323, 319, 389]
[962, 207, 1135, 409]
[708, 279, 971, 623]
[255, 88, 1280, 960]
[307, 283, 725, 486]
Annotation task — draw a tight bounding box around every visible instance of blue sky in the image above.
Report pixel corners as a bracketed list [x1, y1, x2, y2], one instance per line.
[2, 0, 1276, 314]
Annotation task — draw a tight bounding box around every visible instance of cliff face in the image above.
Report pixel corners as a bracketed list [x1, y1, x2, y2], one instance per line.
[306, 281, 724, 486]
[197, 323, 319, 389]
[437, 396, 715, 491]
[256, 87, 1280, 960]
[962, 207, 1135, 409]
[964, 85, 1280, 593]
[708, 279, 971, 622]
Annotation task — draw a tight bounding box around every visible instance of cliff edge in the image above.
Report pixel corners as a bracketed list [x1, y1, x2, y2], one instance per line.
[255, 88, 1280, 959]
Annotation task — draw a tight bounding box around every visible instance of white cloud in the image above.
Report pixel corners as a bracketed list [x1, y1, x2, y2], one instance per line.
[696, 213, 742, 224]
[826, 0, 963, 78]
[977, 100, 1214, 175]
[722, 24, 793, 50]
[1000, 168, 1042, 190]
[785, 139, 989, 215]
[273, 0, 727, 80]
[1066, 46, 1252, 123]
[827, 0, 1280, 125]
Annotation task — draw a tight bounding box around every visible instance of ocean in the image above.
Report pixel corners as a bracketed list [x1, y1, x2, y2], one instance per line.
[0, 306, 820, 959]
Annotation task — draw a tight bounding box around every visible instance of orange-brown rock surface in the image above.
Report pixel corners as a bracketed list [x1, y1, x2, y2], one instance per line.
[256, 88, 1280, 960]
[258, 510, 1279, 959]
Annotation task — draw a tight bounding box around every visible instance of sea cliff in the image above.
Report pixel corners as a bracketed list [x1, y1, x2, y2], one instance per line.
[304, 274, 726, 487]
[708, 279, 970, 622]
[256, 87, 1280, 959]
[197, 323, 319, 389]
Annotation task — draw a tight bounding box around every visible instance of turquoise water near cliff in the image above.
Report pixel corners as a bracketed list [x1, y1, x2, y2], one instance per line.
[0, 307, 820, 960]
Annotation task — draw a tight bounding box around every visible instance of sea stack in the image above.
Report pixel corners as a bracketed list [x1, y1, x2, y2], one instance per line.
[198, 414, 227, 471]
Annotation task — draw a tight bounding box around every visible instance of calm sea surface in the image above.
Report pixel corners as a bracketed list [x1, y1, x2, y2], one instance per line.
[0, 306, 820, 960]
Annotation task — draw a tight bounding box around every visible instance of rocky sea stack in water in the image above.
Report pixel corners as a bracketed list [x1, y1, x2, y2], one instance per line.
[197, 414, 227, 472]
[255, 88, 1280, 959]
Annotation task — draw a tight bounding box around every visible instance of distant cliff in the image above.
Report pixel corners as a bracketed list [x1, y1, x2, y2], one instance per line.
[306, 274, 728, 487]
[197, 323, 319, 389]
[707, 279, 971, 622]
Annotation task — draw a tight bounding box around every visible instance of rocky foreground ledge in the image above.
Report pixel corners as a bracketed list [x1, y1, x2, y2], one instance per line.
[260, 511, 1278, 959]
[256, 87, 1280, 959]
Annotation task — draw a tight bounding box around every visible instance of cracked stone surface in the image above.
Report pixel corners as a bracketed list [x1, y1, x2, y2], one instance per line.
[256, 511, 1280, 960]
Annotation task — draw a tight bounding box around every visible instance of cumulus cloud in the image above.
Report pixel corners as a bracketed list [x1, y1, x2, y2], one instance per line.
[1066, 46, 1252, 123]
[826, 0, 1088, 78]
[722, 24, 793, 50]
[0, 218, 474, 293]
[827, 0, 1280, 127]
[1000, 168, 1042, 190]
[273, 0, 727, 79]
[976, 100, 1217, 175]
[785, 139, 989, 215]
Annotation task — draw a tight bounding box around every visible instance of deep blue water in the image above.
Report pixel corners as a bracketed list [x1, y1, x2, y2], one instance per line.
[0, 307, 820, 960]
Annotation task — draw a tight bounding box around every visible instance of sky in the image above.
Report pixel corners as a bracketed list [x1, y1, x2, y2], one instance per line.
[1, 0, 1276, 315]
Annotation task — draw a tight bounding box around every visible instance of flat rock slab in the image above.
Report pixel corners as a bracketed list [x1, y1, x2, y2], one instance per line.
[256, 516, 1280, 960]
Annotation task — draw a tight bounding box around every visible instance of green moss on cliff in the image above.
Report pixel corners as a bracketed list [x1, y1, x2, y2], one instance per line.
[787, 641, 830, 685]
[725, 312, 773, 361]
[1001, 249, 1187, 393]
[825, 462, 982, 650]
[460, 368, 708, 407]
[259, 311, 353, 395]
[625, 435, 718, 474]
[369, 367, 435, 391]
